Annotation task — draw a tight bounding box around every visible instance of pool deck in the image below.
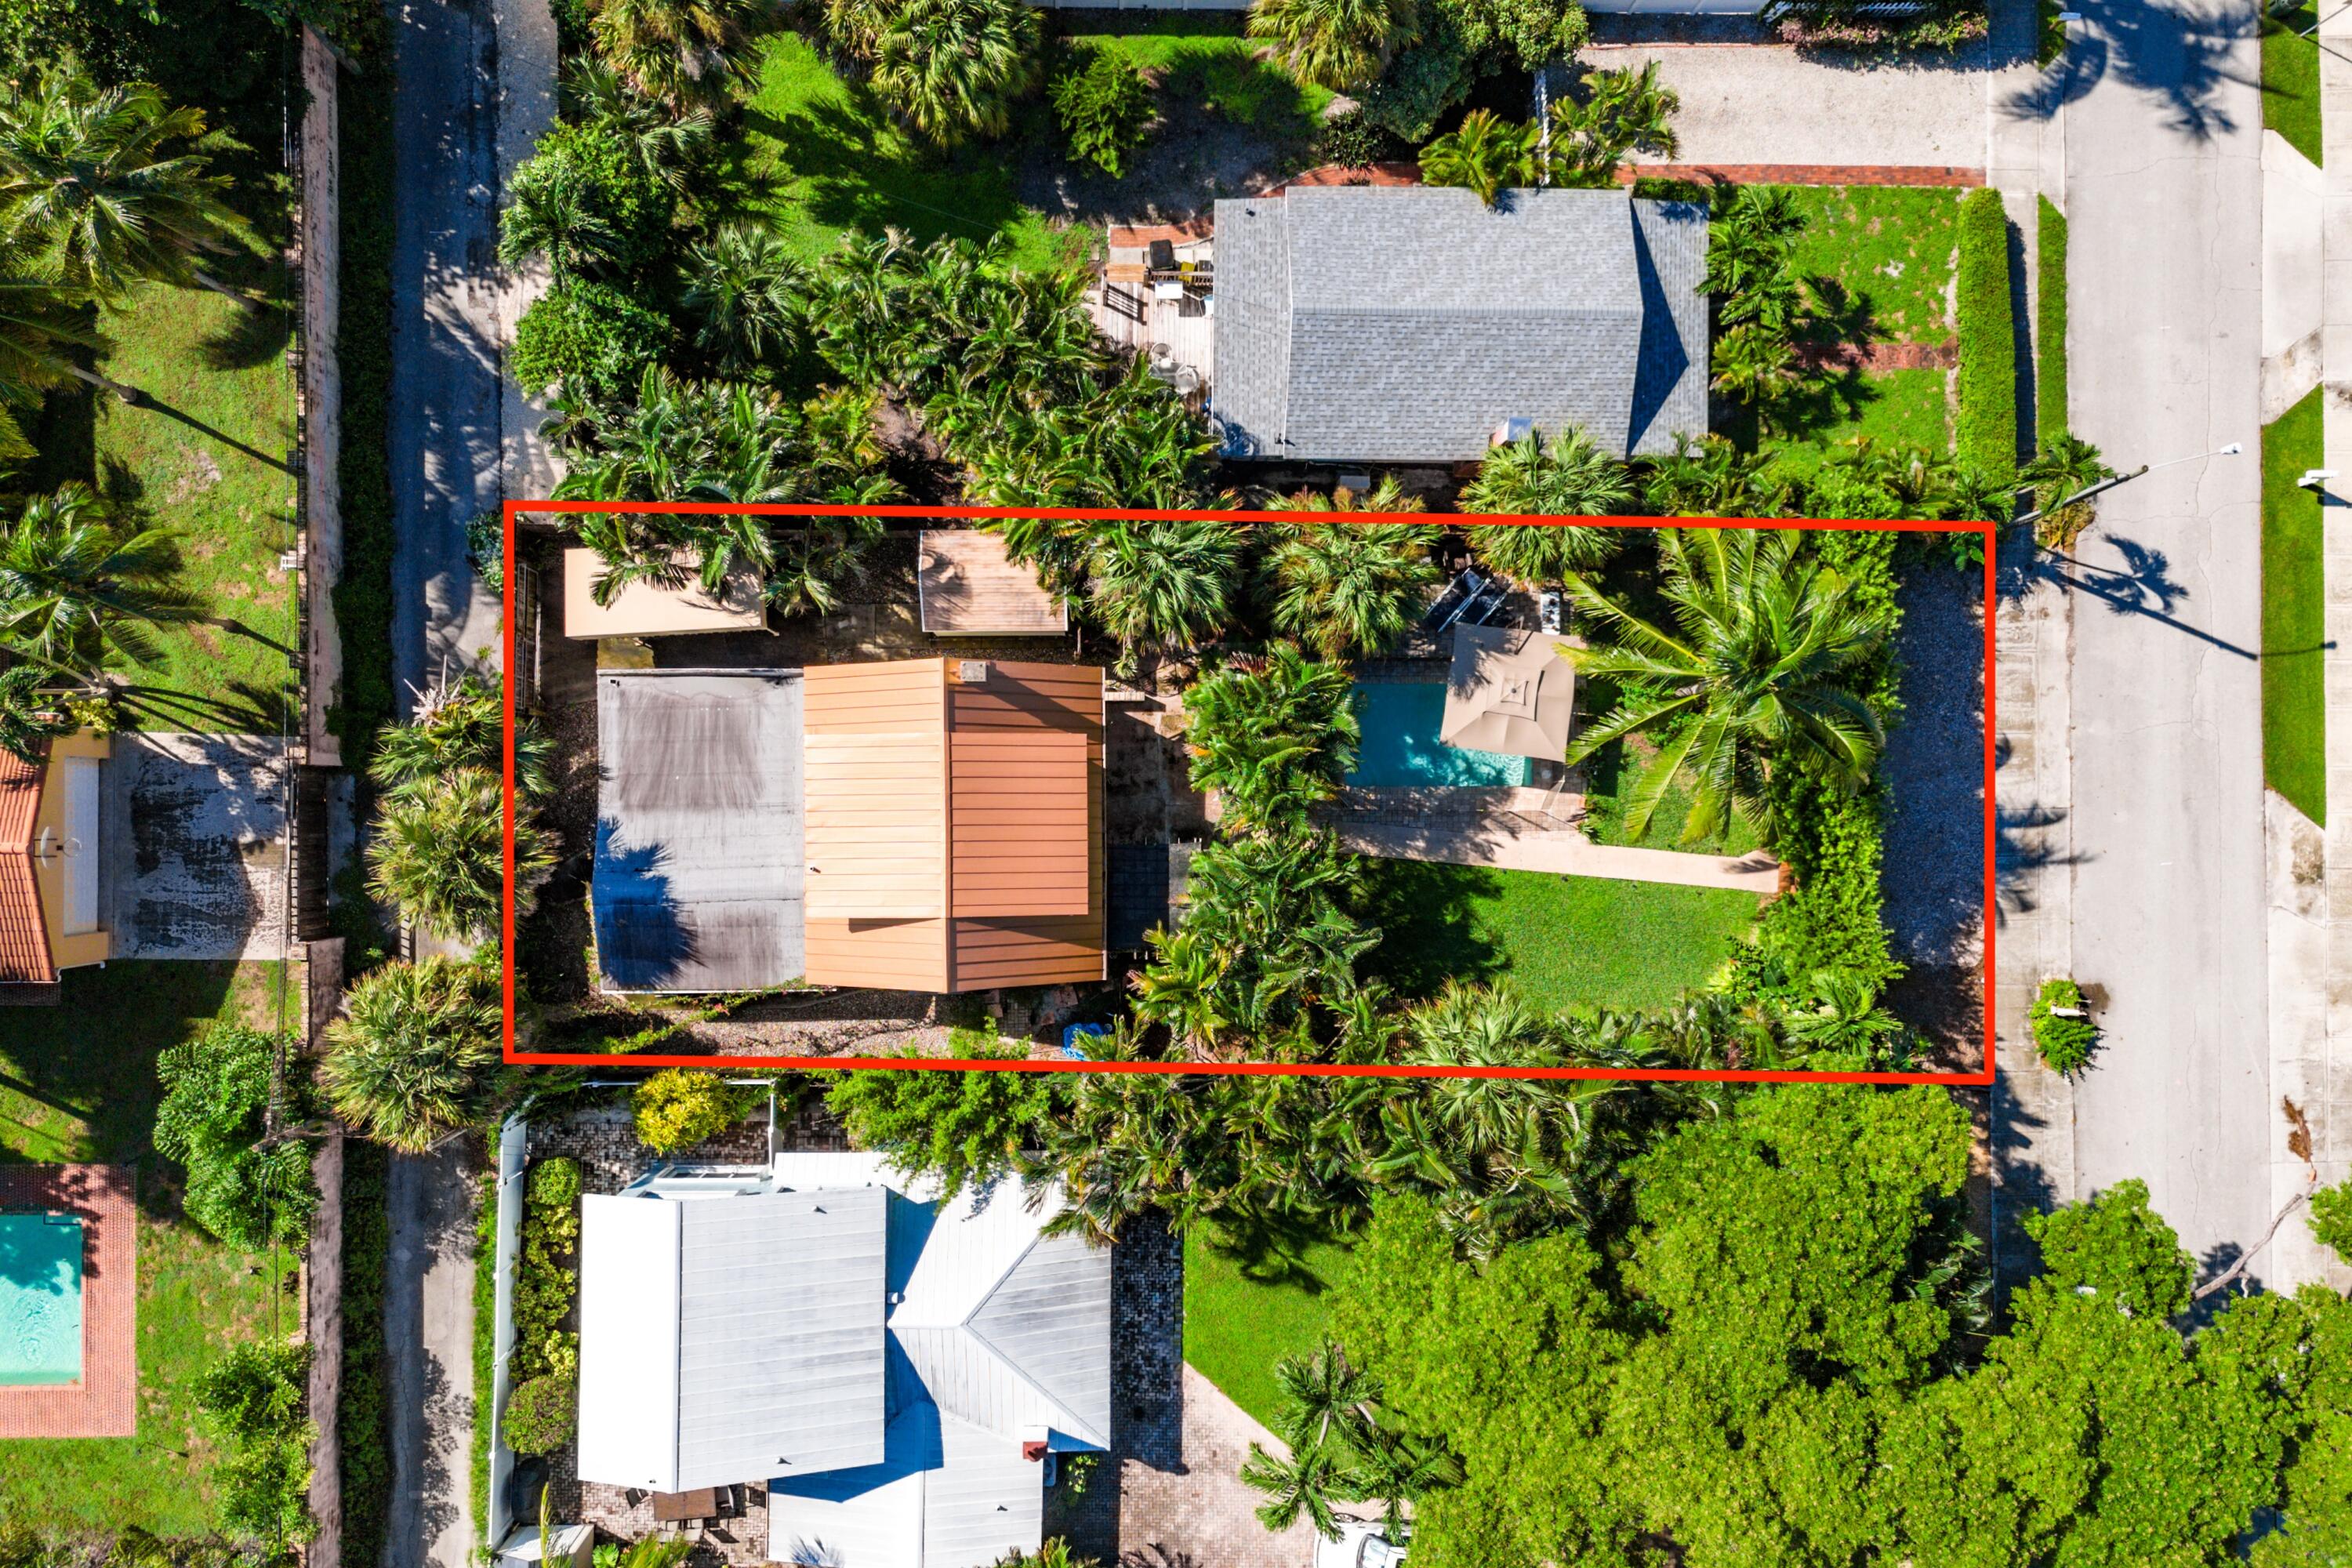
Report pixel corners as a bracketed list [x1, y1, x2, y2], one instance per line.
[1336, 816, 1784, 896]
[0, 1164, 133, 1437]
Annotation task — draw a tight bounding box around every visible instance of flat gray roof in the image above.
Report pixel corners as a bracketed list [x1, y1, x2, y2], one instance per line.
[593, 669, 805, 992]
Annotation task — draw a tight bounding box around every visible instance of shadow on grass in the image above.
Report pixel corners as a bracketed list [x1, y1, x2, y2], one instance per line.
[726, 93, 1040, 252]
[1195, 1207, 1349, 1296]
[198, 298, 296, 373]
[1356, 858, 1505, 1000]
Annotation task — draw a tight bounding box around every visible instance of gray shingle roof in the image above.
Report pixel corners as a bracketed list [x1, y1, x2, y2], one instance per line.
[1210, 184, 1709, 463]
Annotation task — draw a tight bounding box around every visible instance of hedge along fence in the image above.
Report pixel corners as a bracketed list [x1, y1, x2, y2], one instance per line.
[2036, 195, 2067, 448]
[333, 60, 397, 757]
[1956, 187, 2020, 486]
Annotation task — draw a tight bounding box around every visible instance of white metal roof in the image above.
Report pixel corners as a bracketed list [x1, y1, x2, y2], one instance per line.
[575, 1186, 889, 1493]
[768, 1407, 1045, 1568]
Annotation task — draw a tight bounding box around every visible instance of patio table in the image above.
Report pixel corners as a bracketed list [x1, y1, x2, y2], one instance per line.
[650, 1486, 722, 1523]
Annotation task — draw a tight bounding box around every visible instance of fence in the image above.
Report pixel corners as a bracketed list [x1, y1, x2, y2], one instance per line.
[485, 1118, 530, 1552]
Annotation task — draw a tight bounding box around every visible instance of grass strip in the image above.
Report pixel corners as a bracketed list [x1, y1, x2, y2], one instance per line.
[1181, 1223, 1353, 1432]
[332, 62, 397, 756]
[2263, 3, 2323, 168]
[2262, 385, 2327, 825]
[1955, 187, 2017, 485]
[339, 1141, 391, 1568]
[2035, 195, 2067, 448]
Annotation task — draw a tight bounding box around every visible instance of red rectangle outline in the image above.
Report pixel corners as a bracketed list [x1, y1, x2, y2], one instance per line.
[500, 500, 1998, 1086]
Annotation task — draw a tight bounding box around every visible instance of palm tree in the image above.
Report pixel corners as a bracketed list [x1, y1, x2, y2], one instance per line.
[679, 223, 806, 372]
[497, 158, 623, 280]
[1131, 926, 1233, 1059]
[1460, 426, 1636, 580]
[2021, 433, 2115, 550]
[1182, 644, 1361, 836]
[1545, 62, 1679, 187]
[371, 672, 557, 804]
[561, 58, 714, 189]
[319, 957, 506, 1152]
[1247, 0, 1418, 93]
[869, 0, 1042, 146]
[366, 768, 556, 941]
[1783, 967, 1909, 1066]
[0, 666, 71, 764]
[0, 484, 199, 676]
[589, 0, 767, 107]
[1271, 1341, 1381, 1455]
[1265, 517, 1439, 661]
[1709, 321, 1800, 425]
[1642, 432, 1805, 519]
[0, 257, 143, 414]
[0, 71, 265, 303]
[1240, 1438, 1351, 1540]
[1417, 108, 1537, 205]
[1563, 528, 1894, 843]
[1082, 517, 1243, 668]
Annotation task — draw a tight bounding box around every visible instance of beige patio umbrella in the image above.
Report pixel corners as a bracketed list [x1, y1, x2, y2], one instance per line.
[1438, 623, 1577, 760]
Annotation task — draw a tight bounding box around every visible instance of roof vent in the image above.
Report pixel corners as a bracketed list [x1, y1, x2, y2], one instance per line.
[957, 659, 991, 685]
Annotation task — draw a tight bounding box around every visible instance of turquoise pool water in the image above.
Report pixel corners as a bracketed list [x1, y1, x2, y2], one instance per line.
[1350, 683, 1532, 788]
[0, 1214, 82, 1385]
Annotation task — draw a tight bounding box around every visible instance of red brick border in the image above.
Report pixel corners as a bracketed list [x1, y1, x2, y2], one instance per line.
[1617, 162, 1984, 187]
[0, 1165, 135, 1438]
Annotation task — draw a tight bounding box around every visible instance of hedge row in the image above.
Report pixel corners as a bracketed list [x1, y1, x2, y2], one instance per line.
[331, 62, 397, 757]
[1955, 187, 2019, 486]
[337, 1141, 391, 1568]
[470, 1162, 497, 1548]
[2036, 195, 2068, 448]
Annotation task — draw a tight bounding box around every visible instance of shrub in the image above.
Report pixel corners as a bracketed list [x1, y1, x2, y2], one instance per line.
[2029, 977, 2099, 1075]
[194, 1339, 317, 1545]
[502, 1373, 578, 1457]
[825, 1046, 1067, 1199]
[2036, 194, 2067, 446]
[466, 508, 505, 595]
[1314, 107, 1398, 169]
[513, 1158, 583, 1385]
[1183, 644, 1362, 837]
[1357, 13, 1473, 142]
[2310, 1178, 2352, 1264]
[633, 1069, 742, 1152]
[521, 118, 677, 274]
[513, 278, 669, 403]
[154, 1025, 316, 1253]
[1955, 186, 2018, 486]
[1051, 47, 1154, 177]
[1448, 0, 1589, 69]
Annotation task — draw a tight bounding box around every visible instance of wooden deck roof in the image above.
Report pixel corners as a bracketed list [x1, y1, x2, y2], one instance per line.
[0, 747, 53, 986]
[802, 659, 1104, 994]
[917, 530, 1069, 637]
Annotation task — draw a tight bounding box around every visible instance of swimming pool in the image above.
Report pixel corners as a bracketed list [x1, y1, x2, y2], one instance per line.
[1349, 683, 1532, 788]
[0, 1214, 82, 1385]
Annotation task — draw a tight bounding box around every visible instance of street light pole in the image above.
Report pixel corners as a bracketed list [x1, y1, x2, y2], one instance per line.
[2012, 442, 2244, 532]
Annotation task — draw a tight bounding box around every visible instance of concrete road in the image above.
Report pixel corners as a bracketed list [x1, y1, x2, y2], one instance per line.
[2054, 0, 2275, 1283]
[390, 0, 507, 710]
[383, 1143, 481, 1568]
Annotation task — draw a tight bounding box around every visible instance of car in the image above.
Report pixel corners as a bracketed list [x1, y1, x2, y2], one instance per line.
[1314, 1521, 1406, 1568]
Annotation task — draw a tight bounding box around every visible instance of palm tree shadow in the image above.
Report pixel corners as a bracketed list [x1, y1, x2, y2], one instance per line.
[198, 299, 295, 372]
[1196, 1207, 1348, 1295]
[119, 392, 296, 476]
[1353, 858, 1505, 999]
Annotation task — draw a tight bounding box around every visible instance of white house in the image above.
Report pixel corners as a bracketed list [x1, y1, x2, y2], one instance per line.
[575, 1153, 1112, 1568]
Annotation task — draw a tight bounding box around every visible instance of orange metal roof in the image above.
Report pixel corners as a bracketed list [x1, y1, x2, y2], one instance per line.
[802, 659, 1104, 995]
[0, 748, 55, 985]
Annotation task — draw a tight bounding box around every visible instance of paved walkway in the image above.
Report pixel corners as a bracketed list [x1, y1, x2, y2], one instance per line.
[1335, 819, 1783, 895]
[384, 1142, 480, 1568]
[1592, 42, 1991, 169]
[1104, 1367, 1323, 1568]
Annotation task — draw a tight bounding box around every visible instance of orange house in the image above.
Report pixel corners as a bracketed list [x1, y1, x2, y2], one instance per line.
[0, 731, 111, 996]
[801, 659, 1105, 993]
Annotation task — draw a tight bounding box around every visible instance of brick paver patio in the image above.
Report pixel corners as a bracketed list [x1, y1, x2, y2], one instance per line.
[0, 1164, 135, 1437]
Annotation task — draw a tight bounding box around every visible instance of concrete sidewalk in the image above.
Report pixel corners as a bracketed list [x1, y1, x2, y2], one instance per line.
[1335, 819, 1783, 895]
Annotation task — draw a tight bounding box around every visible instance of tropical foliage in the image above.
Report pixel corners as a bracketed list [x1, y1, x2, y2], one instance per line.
[1461, 426, 1635, 578]
[319, 958, 508, 1153]
[587, 0, 766, 107]
[1264, 510, 1440, 661]
[1562, 528, 1895, 844]
[0, 482, 197, 677]
[191, 1339, 315, 1546]
[1416, 107, 1535, 204]
[1051, 45, 1156, 178]
[1248, 0, 1421, 93]
[866, 0, 1041, 146]
[633, 1067, 742, 1152]
[1183, 643, 1360, 837]
[155, 1024, 315, 1252]
[823, 1035, 1069, 1197]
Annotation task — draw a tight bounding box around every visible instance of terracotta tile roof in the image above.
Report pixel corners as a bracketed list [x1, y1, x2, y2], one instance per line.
[0, 748, 53, 986]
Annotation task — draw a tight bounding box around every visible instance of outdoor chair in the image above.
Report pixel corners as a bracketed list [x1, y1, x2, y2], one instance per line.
[1420, 569, 1487, 636]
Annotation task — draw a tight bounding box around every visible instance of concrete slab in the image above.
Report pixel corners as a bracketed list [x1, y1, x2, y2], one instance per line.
[1588, 42, 1989, 169]
[101, 732, 289, 960]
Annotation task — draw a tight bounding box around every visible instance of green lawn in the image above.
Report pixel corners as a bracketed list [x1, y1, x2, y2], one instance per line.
[1766, 366, 1952, 470]
[1359, 860, 1761, 1014]
[1579, 735, 1765, 858]
[720, 31, 1091, 270]
[1780, 186, 1963, 346]
[1182, 1221, 1352, 1432]
[95, 279, 299, 735]
[0, 961, 300, 1537]
[1068, 14, 1333, 132]
[2264, 4, 2324, 168]
[2263, 385, 2327, 826]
